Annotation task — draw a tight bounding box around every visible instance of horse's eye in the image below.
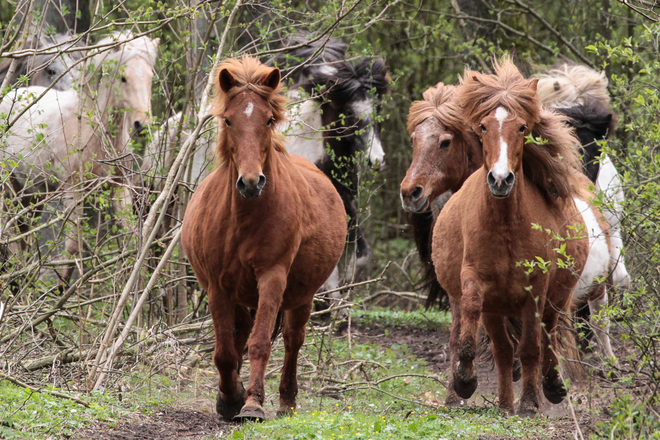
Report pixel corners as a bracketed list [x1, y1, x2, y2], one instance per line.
[224, 117, 231, 127]
[266, 117, 273, 127]
[439, 139, 451, 149]
[47, 67, 56, 76]
[121, 76, 127, 83]
[519, 124, 527, 133]
[480, 124, 486, 132]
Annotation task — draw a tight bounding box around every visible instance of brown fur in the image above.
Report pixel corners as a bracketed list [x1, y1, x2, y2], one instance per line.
[182, 56, 346, 421]
[433, 57, 589, 416]
[457, 57, 583, 202]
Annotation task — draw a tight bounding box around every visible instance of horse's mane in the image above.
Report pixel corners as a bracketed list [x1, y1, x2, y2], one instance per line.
[0, 33, 82, 86]
[269, 35, 389, 101]
[406, 82, 463, 134]
[536, 64, 610, 109]
[556, 100, 616, 140]
[211, 56, 289, 162]
[458, 57, 582, 200]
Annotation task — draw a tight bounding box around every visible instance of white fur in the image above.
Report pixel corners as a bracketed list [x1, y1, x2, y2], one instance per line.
[366, 127, 385, 166]
[492, 107, 510, 181]
[243, 101, 254, 118]
[573, 198, 610, 301]
[280, 92, 325, 165]
[596, 155, 631, 289]
[316, 65, 338, 76]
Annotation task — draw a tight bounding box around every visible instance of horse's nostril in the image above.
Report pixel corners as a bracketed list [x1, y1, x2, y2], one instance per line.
[236, 176, 246, 192]
[133, 121, 143, 133]
[257, 174, 266, 190]
[487, 171, 496, 186]
[505, 172, 515, 186]
[411, 186, 423, 201]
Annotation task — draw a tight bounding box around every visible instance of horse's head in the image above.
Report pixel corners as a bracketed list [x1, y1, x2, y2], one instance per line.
[400, 83, 482, 212]
[312, 58, 389, 170]
[94, 34, 159, 137]
[214, 57, 287, 199]
[0, 35, 79, 91]
[556, 102, 615, 182]
[458, 58, 543, 199]
[478, 97, 538, 199]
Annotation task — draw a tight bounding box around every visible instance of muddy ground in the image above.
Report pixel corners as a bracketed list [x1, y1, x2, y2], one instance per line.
[74, 318, 625, 440]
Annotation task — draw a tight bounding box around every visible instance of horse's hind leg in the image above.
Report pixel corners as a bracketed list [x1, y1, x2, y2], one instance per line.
[277, 302, 312, 416]
[540, 311, 567, 405]
[482, 313, 515, 413]
[517, 288, 545, 417]
[588, 286, 617, 362]
[453, 272, 482, 399]
[234, 305, 253, 372]
[208, 289, 244, 421]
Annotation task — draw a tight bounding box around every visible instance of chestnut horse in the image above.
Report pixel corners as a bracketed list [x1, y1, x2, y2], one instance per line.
[432, 59, 588, 416]
[400, 83, 483, 310]
[181, 56, 346, 421]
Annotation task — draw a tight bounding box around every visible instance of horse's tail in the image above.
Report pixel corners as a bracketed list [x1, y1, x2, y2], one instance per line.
[271, 311, 284, 344]
[409, 211, 449, 310]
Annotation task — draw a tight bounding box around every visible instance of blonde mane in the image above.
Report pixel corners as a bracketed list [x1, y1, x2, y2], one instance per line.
[458, 56, 583, 200]
[211, 56, 289, 163]
[406, 82, 464, 134]
[536, 64, 610, 109]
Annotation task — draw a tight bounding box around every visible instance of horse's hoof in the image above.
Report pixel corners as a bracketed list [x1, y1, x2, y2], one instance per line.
[452, 374, 478, 399]
[542, 377, 567, 404]
[516, 400, 539, 417]
[234, 405, 266, 423]
[216, 391, 245, 421]
[512, 358, 522, 382]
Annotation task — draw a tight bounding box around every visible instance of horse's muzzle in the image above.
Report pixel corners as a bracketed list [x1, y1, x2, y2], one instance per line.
[487, 171, 515, 198]
[400, 185, 429, 213]
[237, 174, 267, 199]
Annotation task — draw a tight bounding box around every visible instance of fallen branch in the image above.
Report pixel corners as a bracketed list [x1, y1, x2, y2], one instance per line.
[0, 371, 90, 407]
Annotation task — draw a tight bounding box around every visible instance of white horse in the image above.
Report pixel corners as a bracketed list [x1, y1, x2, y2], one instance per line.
[1, 32, 159, 286]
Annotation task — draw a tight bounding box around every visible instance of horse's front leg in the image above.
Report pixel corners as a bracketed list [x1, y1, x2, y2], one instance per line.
[517, 277, 548, 417]
[208, 287, 244, 421]
[452, 270, 483, 399]
[277, 302, 312, 416]
[237, 267, 287, 421]
[482, 313, 515, 413]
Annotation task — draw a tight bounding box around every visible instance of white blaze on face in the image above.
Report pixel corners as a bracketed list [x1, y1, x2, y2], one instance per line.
[353, 98, 385, 166]
[244, 102, 254, 118]
[491, 107, 510, 182]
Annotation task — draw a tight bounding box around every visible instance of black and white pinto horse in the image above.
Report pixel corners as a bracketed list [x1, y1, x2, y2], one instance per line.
[0, 33, 82, 90]
[269, 37, 389, 286]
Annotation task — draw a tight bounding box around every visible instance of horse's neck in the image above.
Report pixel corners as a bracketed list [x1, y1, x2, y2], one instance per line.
[80, 82, 129, 147]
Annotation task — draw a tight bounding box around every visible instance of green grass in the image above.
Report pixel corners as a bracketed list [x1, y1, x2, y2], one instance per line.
[235, 406, 548, 439]
[353, 308, 451, 330]
[0, 383, 127, 439]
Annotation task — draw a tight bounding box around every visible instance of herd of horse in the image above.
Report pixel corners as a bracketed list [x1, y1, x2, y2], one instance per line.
[0, 32, 630, 420]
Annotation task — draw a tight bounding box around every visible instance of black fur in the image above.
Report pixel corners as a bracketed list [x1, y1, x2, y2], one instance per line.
[555, 100, 616, 183]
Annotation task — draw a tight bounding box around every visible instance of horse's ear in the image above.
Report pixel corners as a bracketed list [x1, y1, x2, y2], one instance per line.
[219, 68, 236, 93]
[264, 67, 280, 90]
[528, 77, 539, 92]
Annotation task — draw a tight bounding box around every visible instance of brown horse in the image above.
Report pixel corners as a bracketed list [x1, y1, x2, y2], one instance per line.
[432, 58, 589, 416]
[400, 83, 483, 309]
[181, 56, 346, 421]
